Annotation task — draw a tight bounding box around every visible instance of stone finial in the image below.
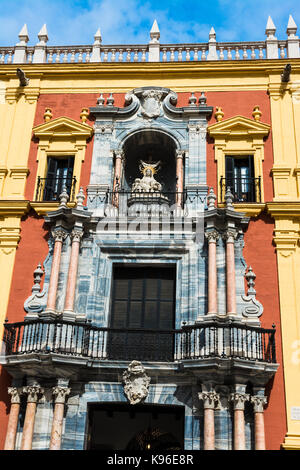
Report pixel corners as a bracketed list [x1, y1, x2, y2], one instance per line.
[150, 20, 160, 43]
[97, 93, 105, 106]
[18, 24, 29, 45]
[215, 106, 224, 122]
[59, 186, 69, 207]
[44, 108, 52, 122]
[287, 15, 300, 59]
[245, 266, 256, 295]
[199, 92, 207, 105]
[76, 187, 85, 209]
[32, 263, 44, 293]
[287, 14, 298, 37]
[207, 187, 217, 210]
[265, 16, 276, 38]
[252, 105, 262, 121]
[37, 24, 48, 45]
[107, 93, 114, 106]
[80, 108, 89, 124]
[93, 28, 102, 45]
[224, 186, 234, 209]
[209, 27, 216, 41]
[188, 92, 197, 106]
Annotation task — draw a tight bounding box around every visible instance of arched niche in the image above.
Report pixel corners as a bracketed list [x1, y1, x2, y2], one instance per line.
[120, 129, 179, 193]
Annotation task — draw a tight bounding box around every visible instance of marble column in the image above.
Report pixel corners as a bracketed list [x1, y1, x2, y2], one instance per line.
[176, 150, 184, 207]
[205, 230, 219, 314]
[223, 230, 237, 315]
[49, 385, 71, 450]
[63, 228, 83, 315]
[46, 229, 67, 313]
[230, 391, 250, 450]
[251, 394, 267, 450]
[20, 385, 44, 450]
[112, 151, 124, 207]
[198, 390, 219, 450]
[4, 387, 22, 450]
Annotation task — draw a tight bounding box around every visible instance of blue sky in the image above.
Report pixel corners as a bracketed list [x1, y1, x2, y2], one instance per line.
[0, 0, 299, 46]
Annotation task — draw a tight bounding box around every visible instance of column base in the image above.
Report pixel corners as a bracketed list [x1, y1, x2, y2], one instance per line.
[62, 310, 87, 323]
[39, 309, 62, 320]
[281, 433, 300, 450]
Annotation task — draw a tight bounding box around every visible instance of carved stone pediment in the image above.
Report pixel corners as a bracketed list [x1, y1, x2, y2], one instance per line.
[123, 360, 150, 405]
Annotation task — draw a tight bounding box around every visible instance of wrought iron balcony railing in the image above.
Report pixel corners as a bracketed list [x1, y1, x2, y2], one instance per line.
[35, 176, 77, 202]
[220, 176, 262, 203]
[3, 320, 276, 364]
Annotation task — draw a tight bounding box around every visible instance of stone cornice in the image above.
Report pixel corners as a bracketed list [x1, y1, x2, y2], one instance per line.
[30, 201, 76, 216]
[217, 202, 265, 218]
[0, 200, 30, 216]
[33, 116, 93, 139]
[267, 202, 300, 217]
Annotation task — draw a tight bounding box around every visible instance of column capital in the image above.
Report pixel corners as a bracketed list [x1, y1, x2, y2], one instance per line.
[205, 230, 219, 243]
[115, 149, 125, 160]
[70, 228, 84, 243]
[230, 392, 250, 410]
[251, 395, 267, 413]
[175, 149, 185, 159]
[198, 391, 220, 409]
[8, 387, 22, 404]
[23, 385, 44, 403]
[222, 229, 237, 243]
[52, 229, 68, 243]
[52, 386, 71, 404]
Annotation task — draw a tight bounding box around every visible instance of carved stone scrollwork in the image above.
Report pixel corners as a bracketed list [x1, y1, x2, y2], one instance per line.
[251, 395, 267, 413]
[123, 360, 150, 405]
[230, 392, 250, 410]
[23, 385, 44, 403]
[24, 263, 47, 314]
[52, 386, 71, 404]
[198, 391, 220, 409]
[8, 387, 21, 404]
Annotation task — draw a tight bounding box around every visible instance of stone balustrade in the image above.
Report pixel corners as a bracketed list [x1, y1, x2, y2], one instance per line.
[0, 15, 299, 65]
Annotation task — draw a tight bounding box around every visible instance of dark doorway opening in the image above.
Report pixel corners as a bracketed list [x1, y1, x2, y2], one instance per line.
[86, 403, 184, 451]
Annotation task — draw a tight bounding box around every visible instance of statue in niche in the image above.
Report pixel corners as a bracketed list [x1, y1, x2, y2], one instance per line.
[131, 159, 162, 193]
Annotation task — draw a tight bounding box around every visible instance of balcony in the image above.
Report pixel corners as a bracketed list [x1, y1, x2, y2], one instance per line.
[220, 177, 262, 203]
[3, 319, 276, 364]
[35, 176, 77, 202]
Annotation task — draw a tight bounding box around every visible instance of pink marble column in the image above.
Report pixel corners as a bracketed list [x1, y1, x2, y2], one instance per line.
[230, 391, 249, 450]
[113, 151, 123, 207]
[46, 230, 67, 312]
[49, 386, 70, 450]
[198, 390, 219, 450]
[176, 151, 184, 207]
[63, 229, 83, 313]
[20, 385, 44, 450]
[4, 387, 21, 450]
[224, 230, 237, 315]
[251, 395, 267, 450]
[205, 231, 219, 314]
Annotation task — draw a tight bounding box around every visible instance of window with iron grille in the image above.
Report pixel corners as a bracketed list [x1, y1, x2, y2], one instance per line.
[42, 156, 74, 201]
[225, 155, 259, 203]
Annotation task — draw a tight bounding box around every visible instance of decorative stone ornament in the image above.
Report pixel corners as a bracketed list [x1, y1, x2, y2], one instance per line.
[123, 361, 150, 405]
[80, 108, 89, 124]
[107, 93, 114, 106]
[44, 108, 52, 122]
[230, 392, 250, 410]
[251, 395, 267, 413]
[241, 266, 264, 318]
[198, 391, 220, 409]
[24, 263, 47, 314]
[207, 187, 217, 210]
[52, 386, 71, 404]
[215, 107, 224, 122]
[188, 92, 197, 107]
[252, 105, 262, 122]
[224, 187, 234, 209]
[59, 186, 69, 207]
[76, 187, 85, 209]
[97, 93, 105, 106]
[140, 89, 162, 119]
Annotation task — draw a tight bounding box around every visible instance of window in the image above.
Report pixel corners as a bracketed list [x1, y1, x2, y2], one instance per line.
[224, 155, 259, 203]
[42, 156, 75, 201]
[107, 265, 176, 361]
